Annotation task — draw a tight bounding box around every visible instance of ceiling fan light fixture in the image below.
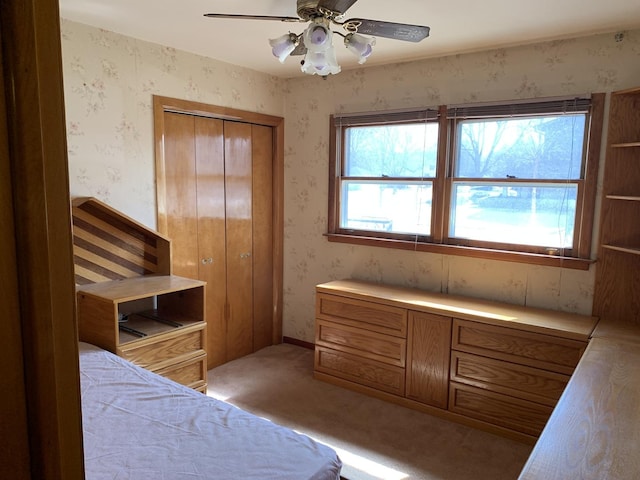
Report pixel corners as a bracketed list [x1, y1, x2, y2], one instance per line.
[269, 32, 299, 63]
[299, 18, 340, 76]
[301, 49, 341, 76]
[344, 32, 375, 64]
[303, 19, 332, 52]
[205, 0, 431, 77]
[308, 25, 329, 46]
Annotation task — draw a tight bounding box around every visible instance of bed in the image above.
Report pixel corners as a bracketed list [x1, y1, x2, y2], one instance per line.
[79, 342, 342, 479]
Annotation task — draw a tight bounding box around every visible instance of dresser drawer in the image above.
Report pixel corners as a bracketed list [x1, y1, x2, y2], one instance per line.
[316, 319, 406, 367]
[452, 319, 586, 374]
[117, 324, 205, 369]
[316, 293, 407, 337]
[152, 352, 207, 389]
[315, 346, 405, 396]
[449, 382, 552, 437]
[451, 351, 569, 406]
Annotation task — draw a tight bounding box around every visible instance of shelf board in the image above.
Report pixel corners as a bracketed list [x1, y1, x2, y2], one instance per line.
[76, 275, 205, 302]
[613, 86, 640, 96]
[612, 142, 640, 148]
[118, 316, 203, 345]
[602, 244, 640, 256]
[606, 195, 640, 202]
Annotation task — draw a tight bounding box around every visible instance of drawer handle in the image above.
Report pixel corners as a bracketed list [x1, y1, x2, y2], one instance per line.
[201, 257, 213, 265]
[239, 252, 251, 259]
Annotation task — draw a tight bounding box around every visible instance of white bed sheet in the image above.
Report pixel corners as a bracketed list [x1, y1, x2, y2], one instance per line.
[79, 342, 342, 480]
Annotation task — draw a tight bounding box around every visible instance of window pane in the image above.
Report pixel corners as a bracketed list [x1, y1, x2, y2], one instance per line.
[341, 181, 432, 235]
[455, 115, 586, 180]
[450, 182, 577, 248]
[345, 123, 438, 178]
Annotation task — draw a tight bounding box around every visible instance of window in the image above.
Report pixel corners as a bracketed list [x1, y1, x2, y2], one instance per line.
[328, 95, 605, 269]
[339, 112, 439, 236]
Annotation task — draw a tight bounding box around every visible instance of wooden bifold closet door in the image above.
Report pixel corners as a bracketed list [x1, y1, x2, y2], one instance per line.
[155, 98, 280, 369]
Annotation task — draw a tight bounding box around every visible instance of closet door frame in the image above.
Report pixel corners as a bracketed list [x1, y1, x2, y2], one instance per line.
[153, 95, 284, 345]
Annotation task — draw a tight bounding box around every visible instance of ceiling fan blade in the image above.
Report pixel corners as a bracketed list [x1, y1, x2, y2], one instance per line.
[317, 0, 358, 14]
[203, 13, 302, 23]
[341, 18, 430, 42]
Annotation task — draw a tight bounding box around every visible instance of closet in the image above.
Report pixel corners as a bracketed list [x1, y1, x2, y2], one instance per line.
[154, 96, 284, 368]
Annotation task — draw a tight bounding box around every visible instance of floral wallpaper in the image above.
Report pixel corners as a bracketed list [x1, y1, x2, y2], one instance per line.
[60, 19, 285, 228]
[60, 19, 640, 344]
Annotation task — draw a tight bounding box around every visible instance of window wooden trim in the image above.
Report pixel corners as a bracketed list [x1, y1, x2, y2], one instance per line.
[327, 94, 605, 270]
[325, 233, 592, 270]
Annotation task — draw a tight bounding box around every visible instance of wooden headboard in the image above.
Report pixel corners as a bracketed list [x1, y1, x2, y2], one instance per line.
[71, 197, 171, 285]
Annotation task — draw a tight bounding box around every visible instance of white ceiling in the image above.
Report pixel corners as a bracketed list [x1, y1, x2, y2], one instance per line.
[59, 0, 640, 78]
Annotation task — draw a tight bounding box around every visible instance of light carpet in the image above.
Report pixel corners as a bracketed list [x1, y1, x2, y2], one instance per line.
[206, 343, 532, 480]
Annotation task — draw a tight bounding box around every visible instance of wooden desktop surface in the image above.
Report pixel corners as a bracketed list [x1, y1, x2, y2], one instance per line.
[519, 320, 640, 479]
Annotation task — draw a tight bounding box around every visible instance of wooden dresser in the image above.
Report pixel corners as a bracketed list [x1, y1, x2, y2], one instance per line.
[314, 279, 598, 443]
[72, 197, 208, 392]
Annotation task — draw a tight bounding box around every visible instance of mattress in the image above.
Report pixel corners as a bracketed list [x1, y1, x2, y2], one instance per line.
[79, 342, 342, 480]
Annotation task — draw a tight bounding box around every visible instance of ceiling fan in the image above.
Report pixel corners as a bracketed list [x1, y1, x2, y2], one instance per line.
[204, 0, 430, 76]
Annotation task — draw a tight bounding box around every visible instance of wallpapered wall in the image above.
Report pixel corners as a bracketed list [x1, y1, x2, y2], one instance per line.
[60, 19, 284, 228]
[60, 19, 640, 344]
[281, 29, 640, 341]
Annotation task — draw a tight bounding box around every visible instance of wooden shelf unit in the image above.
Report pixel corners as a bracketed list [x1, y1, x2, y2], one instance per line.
[593, 87, 640, 326]
[314, 279, 598, 443]
[72, 197, 208, 391]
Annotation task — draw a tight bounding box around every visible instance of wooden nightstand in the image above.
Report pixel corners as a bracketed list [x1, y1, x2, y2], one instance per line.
[77, 275, 207, 391]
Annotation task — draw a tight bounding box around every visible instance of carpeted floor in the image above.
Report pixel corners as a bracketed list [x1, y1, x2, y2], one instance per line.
[206, 343, 532, 480]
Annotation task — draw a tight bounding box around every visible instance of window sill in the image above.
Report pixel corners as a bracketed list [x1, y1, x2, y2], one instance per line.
[325, 233, 593, 271]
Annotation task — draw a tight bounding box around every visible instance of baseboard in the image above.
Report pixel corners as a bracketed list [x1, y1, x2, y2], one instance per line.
[282, 336, 315, 350]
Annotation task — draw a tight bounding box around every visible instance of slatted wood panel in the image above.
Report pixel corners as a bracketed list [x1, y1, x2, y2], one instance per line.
[71, 197, 171, 285]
